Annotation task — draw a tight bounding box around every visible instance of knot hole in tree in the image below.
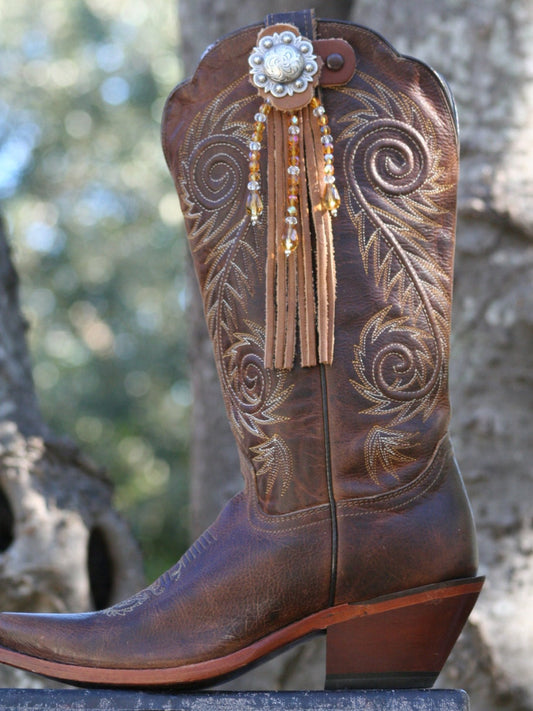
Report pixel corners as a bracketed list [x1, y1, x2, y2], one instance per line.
[0, 486, 14, 553]
[88, 526, 114, 610]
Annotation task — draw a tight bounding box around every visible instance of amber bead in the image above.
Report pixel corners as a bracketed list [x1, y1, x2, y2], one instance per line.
[246, 191, 263, 224]
[323, 183, 341, 214]
[283, 226, 299, 256]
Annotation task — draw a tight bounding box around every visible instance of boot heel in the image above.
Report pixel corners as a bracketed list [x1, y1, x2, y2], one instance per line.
[325, 577, 484, 690]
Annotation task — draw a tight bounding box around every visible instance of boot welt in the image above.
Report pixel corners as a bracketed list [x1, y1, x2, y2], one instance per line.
[0, 577, 483, 689]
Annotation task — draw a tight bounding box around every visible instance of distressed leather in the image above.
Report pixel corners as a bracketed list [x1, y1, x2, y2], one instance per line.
[0, 17, 478, 676]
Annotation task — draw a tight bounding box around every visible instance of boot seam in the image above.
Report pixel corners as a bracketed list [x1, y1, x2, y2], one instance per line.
[245, 492, 332, 531]
[320, 364, 338, 608]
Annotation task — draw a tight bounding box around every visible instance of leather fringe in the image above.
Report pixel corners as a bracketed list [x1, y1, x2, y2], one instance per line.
[264, 108, 336, 370]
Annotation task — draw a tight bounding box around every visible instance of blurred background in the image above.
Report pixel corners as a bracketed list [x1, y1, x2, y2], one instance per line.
[0, 0, 188, 581]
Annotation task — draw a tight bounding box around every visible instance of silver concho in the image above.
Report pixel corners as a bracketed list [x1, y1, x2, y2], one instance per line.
[249, 30, 318, 98]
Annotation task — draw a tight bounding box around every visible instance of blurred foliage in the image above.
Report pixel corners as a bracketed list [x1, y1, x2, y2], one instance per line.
[0, 0, 190, 581]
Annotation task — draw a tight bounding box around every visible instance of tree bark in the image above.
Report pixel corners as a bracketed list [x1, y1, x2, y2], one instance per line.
[0, 217, 145, 688]
[178, 0, 532, 703]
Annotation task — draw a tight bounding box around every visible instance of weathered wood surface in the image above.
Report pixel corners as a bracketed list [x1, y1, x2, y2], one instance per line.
[0, 689, 470, 711]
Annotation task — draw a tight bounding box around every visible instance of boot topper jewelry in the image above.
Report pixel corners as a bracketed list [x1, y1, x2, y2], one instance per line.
[246, 21, 353, 370]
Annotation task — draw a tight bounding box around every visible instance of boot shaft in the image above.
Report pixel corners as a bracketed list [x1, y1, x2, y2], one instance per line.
[163, 14, 459, 514]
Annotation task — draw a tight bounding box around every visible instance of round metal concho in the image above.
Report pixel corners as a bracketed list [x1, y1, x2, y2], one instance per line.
[264, 44, 304, 84]
[249, 30, 318, 98]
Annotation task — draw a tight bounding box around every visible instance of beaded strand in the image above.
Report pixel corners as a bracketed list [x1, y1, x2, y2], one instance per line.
[310, 96, 341, 216]
[246, 97, 340, 250]
[246, 102, 271, 225]
[283, 112, 301, 256]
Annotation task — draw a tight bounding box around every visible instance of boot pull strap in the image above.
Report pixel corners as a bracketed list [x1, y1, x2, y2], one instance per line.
[266, 9, 316, 37]
[246, 10, 344, 369]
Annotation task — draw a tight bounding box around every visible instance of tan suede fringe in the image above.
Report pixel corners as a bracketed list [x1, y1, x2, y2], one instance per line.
[264, 108, 336, 370]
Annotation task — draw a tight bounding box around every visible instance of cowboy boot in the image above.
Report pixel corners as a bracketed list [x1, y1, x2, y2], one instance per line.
[0, 10, 482, 690]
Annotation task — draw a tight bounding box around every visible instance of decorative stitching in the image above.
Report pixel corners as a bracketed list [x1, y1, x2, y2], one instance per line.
[337, 437, 449, 516]
[177, 83, 295, 501]
[336, 75, 454, 485]
[104, 529, 218, 617]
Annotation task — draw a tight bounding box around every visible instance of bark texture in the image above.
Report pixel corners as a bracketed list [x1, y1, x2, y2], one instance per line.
[0, 219, 145, 688]
[179, 0, 532, 703]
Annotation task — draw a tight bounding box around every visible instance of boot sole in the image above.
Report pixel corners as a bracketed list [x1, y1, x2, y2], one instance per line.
[0, 577, 483, 689]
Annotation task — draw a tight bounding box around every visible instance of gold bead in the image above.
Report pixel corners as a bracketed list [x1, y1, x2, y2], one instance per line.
[246, 191, 263, 224]
[323, 183, 341, 214]
[283, 226, 299, 256]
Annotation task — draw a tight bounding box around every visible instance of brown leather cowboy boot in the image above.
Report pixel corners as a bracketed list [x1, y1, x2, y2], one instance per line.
[0, 10, 482, 690]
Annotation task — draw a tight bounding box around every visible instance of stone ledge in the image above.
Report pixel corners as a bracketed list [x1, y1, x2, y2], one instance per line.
[0, 689, 469, 710]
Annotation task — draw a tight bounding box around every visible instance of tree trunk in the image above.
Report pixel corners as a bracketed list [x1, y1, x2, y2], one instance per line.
[0, 217, 145, 688]
[178, 0, 532, 703]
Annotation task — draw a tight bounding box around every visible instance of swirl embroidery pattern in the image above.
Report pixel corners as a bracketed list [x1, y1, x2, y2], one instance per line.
[338, 75, 454, 485]
[177, 81, 294, 497]
[105, 530, 217, 617]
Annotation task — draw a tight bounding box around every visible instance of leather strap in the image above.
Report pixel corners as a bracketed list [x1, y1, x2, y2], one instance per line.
[316, 39, 357, 86]
[266, 9, 316, 37]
